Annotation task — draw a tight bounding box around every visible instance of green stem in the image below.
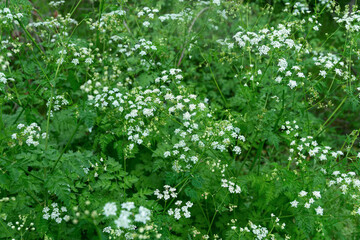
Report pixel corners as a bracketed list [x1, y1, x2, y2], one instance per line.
[200, 52, 228, 107]
[69, 0, 83, 18]
[16, 18, 45, 56]
[50, 120, 81, 173]
[315, 96, 347, 137]
[207, 192, 229, 235]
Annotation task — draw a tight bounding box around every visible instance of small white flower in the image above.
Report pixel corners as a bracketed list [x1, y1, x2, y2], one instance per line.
[258, 45, 270, 55]
[315, 206, 323, 215]
[212, 0, 221, 5]
[233, 146, 241, 155]
[134, 206, 151, 224]
[143, 21, 150, 27]
[115, 210, 132, 229]
[164, 151, 171, 158]
[312, 191, 321, 199]
[72, 59, 79, 65]
[275, 76, 282, 83]
[278, 58, 288, 72]
[103, 202, 117, 217]
[319, 70, 326, 78]
[288, 80, 297, 89]
[290, 200, 299, 208]
[121, 202, 135, 211]
[85, 58, 93, 64]
[299, 190, 308, 197]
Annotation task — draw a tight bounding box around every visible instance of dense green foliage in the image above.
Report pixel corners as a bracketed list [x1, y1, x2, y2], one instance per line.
[1, 0, 360, 239]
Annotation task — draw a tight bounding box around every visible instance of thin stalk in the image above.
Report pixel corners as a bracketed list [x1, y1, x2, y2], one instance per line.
[177, 7, 209, 66]
[206, 192, 229, 235]
[69, 0, 83, 18]
[50, 120, 81, 173]
[16, 18, 45, 56]
[44, 50, 64, 150]
[201, 53, 228, 107]
[315, 96, 347, 137]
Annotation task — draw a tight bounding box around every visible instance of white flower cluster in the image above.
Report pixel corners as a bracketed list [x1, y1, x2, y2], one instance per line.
[0, 72, 14, 85]
[308, 15, 322, 31]
[6, 215, 35, 233]
[334, 10, 360, 32]
[47, 95, 70, 115]
[233, 24, 304, 55]
[168, 201, 193, 220]
[103, 202, 151, 237]
[165, 104, 245, 170]
[0, 55, 9, 71]
[91, 10, 126, 31]
[154, 185, 177, 200]
[287, 80, 297, 89]
[327, 171, 360, 198]
[117, 38, 159, 68]
[275, 62, 305, 89]
[85, 69, 243, 172]
[158, 8, 193, 22]
[291, 2, 310, 16]
[221, 179, 241, 194]
[154, 185, 193, 220]
[11, 123, 46, 147]
[230, 216, 289, 240]
[0, 7, 23, 26]
[312, 52, 352, 80]
[290, 190, 323, 215]
[246, 221, 269, 240]
[155, 69, 183, 84]
[88, 86, 162, 148]
[278, 58, 288, 72]
[27, 14, 78, 31]
[212, 0, 221, 6]
[134, 206, 151, 224]
[217, 38, 235, 50]
[0, 196, 16, 202]
[49, 0, 65, 7]
[138, 7, 159, 28]
[170, 119, 244, 172]
[56, 49, 68, 65]
[114, 210, 133, 229]
[103, 223, 162, 239]
[289, 135, 342, 163]
[281, 120, 299, 136]
[103, 227, 130, 238]
[71, 46, 94, 66]
[138, 7, 159, 19]
[43, 203, 70, 224]
[103, 202, 118, 217]
[209, 122, 245, 151]
[231, 24, 311, 89]
[283, 122, 344, 166]
[270, 213, 286, 230]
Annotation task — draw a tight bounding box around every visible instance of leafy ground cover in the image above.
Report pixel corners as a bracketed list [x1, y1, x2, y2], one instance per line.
[1, 0, 360, 239]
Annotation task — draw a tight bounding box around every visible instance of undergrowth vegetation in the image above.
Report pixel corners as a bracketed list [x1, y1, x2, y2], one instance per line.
[1, 0, 360, 239]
